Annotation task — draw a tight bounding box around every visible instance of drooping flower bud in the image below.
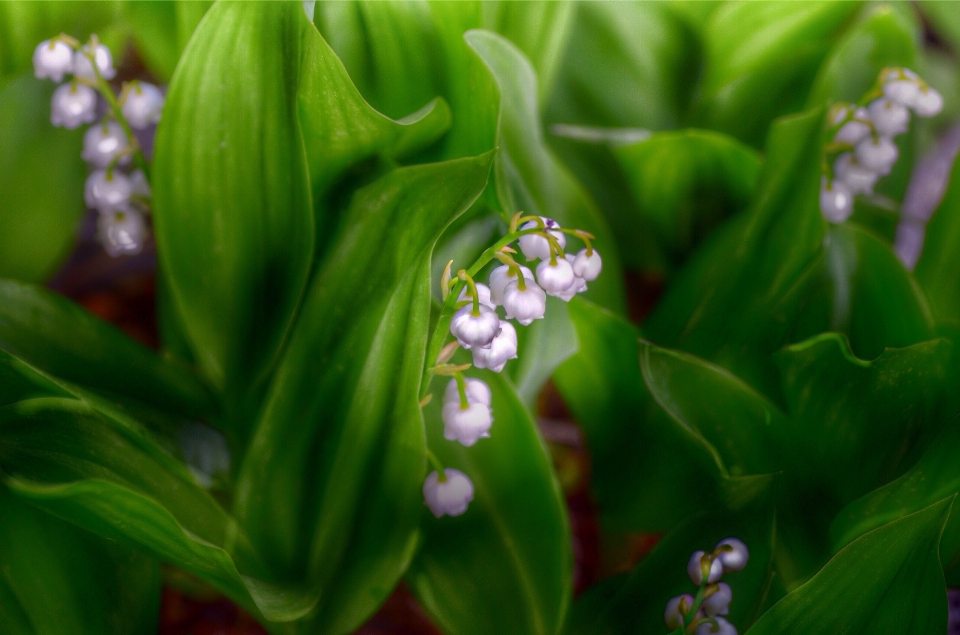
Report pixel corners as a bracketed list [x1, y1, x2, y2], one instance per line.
[471, 320, 518, 372]
[687, 550, 723, 585]
[833, 153, 878, 195]
[489, 264, 534, 306]
[502, 279, 547, 326]
[33, 39, 74, 82]
[572, 248, 602, 281]
[912, 85, 943, 117]
[81, 120, 129, 168]
[518, 217, 566, 260]
[72, 42, 115, 80]
[449, 303, 500, 350]
[536, 257, 576, 296]
[882, 68, 920, 107]
[85, 170, 132, 213]
[831, 105, 870, 146]
[715, 538, 749, 572]
[694, 616, 737, 635]
[701, 582, 732, 617]
[855, 135, 898, 175]
[50, 82, 97, 129]
[441, 388, 493, 446]
[443, 377, 491, 407]
[423, 469, 474, 518]
[121, 81, 164, 129]
[458, 281, 496, 310]
[97, 209, 146, 257]
[819, 176, 853, 223]
[866, 98, 909, 137]
[664, 594, 694, 630]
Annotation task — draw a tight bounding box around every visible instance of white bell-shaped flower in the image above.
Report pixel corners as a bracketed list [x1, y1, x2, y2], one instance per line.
[694, 616, 736, 635]
[423, 469, 474, 518]
[489, 264, 534, 305]
[518, 216, 566, 260]
[701, 582, 732, 617]
[819, 176, 853, 223]
[50, 82, 97, 129]
[441, 396, 493, 446]
[85, 170, 132, 213]
[715, 538, 749, 572]
[687, 550, 723, 585]
[449, 303, 500, 350]
[72, 43, 115, 80]
[833, 153, 878, 195]
[458, 281, 495, 310]
[81, 121, 129, 168]
[502, 279, 547, 326]
[855, 135, 898, 175]
[33, 39, 74, 81]
[664, 594, 694, 630]
[555, 254, 587, 302]
[471, 321, 518, 372]
[443, 377, 491, 407]
[867, 98, 909, 137]
[536, 257, 576, 296]
[882, 68, 920, 107]
[832, 106, 870, 146]
[121, 81, 164, 129]
[572, 248, 602, 281]
[97, 209, 146, 257]
[129, 169, 152, 200]
[913, 86, 943, 117]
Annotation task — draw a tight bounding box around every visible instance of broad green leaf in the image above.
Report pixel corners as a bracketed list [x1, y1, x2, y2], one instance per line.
[807, 3, 918, 107]
[408, 371, 572, 635]
[613, 129, 761, 271]
[918, 0, 960, 53]
[0, 487, 159, 635]
[0, 280, 215, 419]
[693, 2, 861, 146]
[544, 2, 699, 131]
[234, 154, 492, 634]
[746, 499, 950, 635]
[153, 2, 314, 417]
[0, 2, 121, 81]
[639, 340, 786, 477]
[831, 414, 960, 583]
[123, 0, 212, 82]
[0, 75, 85, 282]
[915, 154, 960, 327]
[567, 495, 775, 635]
[0, 396, 317, 623]
[553, 299, 726, 531]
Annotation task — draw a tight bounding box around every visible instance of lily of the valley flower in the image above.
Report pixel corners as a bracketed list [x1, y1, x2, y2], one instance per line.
[695, 617, 737, 635]
[121, 81, 164, 129]
[81, 120, 130, 168]
[423, 469, 474, 518]
[85, 169, 132, 213]
[488, 264, 534, 306]
[471, 320, 518, 372]
[701, 582, 732, 617]
[50, 82, 97, 129]
[687, 550, 724, 586]
[33, 39, 74, 82]
[502, 279, 547, 325]
[443, 377, 491, 407]
[458, 282, 496, 310]
[819, 176, 853, 223]
[536, 257, 576, 296]
[518, 216, 565, 260]
[441, 378, 493, 446]
[715, 538, 749, 572]
[855, 135, 898, 175]
[97, 210, 146, 257]
[449, 303, 500, 350]
[664, 594, 694, 630]
[833, 153, 878, 195]
[572, 248, 602, 281]
[866, 98, 909, 137]
[72, 42, 115, 80]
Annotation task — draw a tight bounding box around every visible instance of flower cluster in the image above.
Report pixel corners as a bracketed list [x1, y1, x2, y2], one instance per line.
[34, 34, 164, 257]
[819, 67, 942, 223]
[422, 214, 602, 517]
[664, 538, 749, 635]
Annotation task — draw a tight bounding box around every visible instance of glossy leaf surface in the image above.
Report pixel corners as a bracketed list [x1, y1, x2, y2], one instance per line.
[235, 154, 492, 634]
[408, 371, 571, 635]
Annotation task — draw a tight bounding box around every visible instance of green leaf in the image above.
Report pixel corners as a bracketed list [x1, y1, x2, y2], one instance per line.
[915, 154, 960, 327]
[0, 75, 85, 282]
[0, 396, 317, 623]
[612, 129, 761, 271]
[408, 371, 572, 635]
[153, 2, 314, 414]
[745, 498, 950, 635]
[0, 280, 215, 420]
[567, 496, 775, 635]
[234, 154, 492, 634]
[918, 0, 960, 53]
[806, 3, 918, 107]
[831, 414, 960, 584]
[123, 0, 213, 82]
[693, 1, 861, 146]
